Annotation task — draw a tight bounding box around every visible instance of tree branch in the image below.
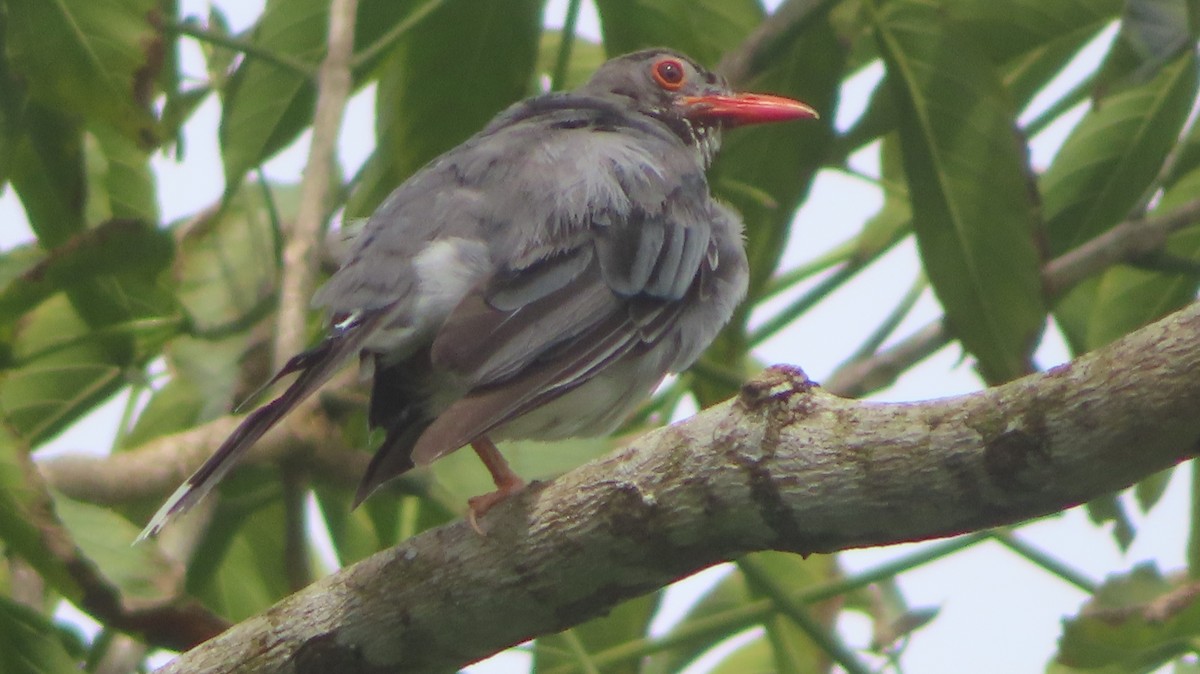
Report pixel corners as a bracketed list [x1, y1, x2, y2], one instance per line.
[272, 0, 357, 366]
[824, 197, 1200, 397]
[156, 301, 1200, 673]
[36, 393, 431, 506]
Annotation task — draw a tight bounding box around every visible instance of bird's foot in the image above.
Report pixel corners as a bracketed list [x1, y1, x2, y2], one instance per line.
[466, 475, 525, 535]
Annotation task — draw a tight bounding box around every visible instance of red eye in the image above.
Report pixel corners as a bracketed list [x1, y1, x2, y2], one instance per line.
[652, 59, 685, 90]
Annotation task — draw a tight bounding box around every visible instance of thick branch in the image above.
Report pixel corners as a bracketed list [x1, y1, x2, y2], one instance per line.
[157, 301, 1200, 673]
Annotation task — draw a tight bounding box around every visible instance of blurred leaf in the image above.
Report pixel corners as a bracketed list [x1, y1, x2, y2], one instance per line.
[219, 0, 448, 191]
[54, 494, 180, 604]
[0, 295, 126, 445]
[120, 334, 249, 448]
[217, 0, 325, 191]
[347, 0, 542, 216]
[1086, 493, 1136, 551]
[313, 482, 390, 567]
[1065, 166, 1200, 351]
[951, 0, 1122, 67]
[0, 429, 77, 597]
[173, 185, 284, 335]
[1057, 564, 1200, 670]
[593, 0, 762, 65]
[645, 553, 839, 674]
[1048, 52, 1199, 352]
[433, 436, 615, 512]
[534, 594, 660, 674]
[187, 467, 289, 621]
[1135, 468, 1174, 514]
[0, 219, 173, 335]
[708, 633, 774, 674]
[1116, 0, 1194, 74]
[6, 104, 86, 248]
[0, 596, 84, 674]
[874, 0, 1045, 383]
[0, 218, 177, 436]
[740, 552, 840, 673]
[85, 124, 158, 225]
[1043, 51, 1199, 255]
[3, 0, 162, 146]
[852, 133, 912, 261]
[643, 566, 750, 674]
[536, 32, 607, 91]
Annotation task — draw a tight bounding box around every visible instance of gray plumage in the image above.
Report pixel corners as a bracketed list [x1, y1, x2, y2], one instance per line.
[139, 48, 816, 539]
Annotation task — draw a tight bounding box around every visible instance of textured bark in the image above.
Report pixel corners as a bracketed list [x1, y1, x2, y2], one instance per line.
[157, 302, 1200, 673]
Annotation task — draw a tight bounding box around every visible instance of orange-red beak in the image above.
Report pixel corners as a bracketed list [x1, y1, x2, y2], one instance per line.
[681, 93, 819, 126]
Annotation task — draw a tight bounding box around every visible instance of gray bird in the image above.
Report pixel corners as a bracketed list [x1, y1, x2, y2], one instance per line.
[139, 48, 817, 539]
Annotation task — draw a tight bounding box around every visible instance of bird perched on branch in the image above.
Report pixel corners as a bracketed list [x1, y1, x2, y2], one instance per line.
[139, 48, 817, 539]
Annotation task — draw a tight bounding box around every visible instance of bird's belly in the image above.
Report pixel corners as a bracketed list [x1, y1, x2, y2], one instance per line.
[493, 363, 665, 441]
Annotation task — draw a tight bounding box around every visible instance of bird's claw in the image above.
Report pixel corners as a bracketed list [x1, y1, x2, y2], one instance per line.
[466, 478, 525, 535]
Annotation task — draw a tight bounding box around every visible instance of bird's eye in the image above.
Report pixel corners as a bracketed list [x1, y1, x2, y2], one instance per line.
[652, 59, 686, 90]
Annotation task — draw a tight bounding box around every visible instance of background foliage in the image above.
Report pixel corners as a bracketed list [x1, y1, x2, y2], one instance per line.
[1, 0, 1199, 672]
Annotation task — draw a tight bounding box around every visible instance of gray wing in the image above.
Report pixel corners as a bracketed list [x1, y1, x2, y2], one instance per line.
[408, 157, 729, 465]
[336, 97, 745, 495]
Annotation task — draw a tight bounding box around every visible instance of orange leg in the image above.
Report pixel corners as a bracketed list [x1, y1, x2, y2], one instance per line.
[467, 437, 525, 534]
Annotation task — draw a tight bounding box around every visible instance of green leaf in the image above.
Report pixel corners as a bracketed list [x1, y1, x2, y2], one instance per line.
[186, 467, 290, 621]
[218, 0, 325, 190]
[1065, 166, 1200, 351]
[6, 104, 86, 248]
[0, 219, 173, 335]
[740, 553, 841, 673]
[593, 0, 762, 65]
[433, 436, 615, 514]
[951, 0, 1122, 68]
[1134, 468, 1173, 514]
[644, 553, 839, 674]
[0, 429, 78, 597]
[874, 0, 1046, 383]
[1043, 52, 1199, 256]
[709, 634, 775, 674]
[536, 32, 607, 91]
[1086, 493, 1135, 551]
[4, 0, 161, 146]
[0, 295, 126, 445]
[0, 596, 84, 674]
[1046, 52, 1199, 352]
[218, 0, 448, 191]
[643, 567, 754, 674]
[120, 334, 249, 448]
[1057, 564, 1200, 670]
[54, 494, 179, 604]
[1117, 0, 1194, 73]
[173, 185, 284, 335]
[346, 0, 542, 216]
[85, 124, 158, 225]
[534, 594, 660, 674]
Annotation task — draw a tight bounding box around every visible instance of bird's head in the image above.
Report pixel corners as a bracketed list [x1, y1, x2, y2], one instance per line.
[579, 48, 818, 164]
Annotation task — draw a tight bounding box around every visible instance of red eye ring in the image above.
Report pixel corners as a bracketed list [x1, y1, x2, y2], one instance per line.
[652, 59, 686, 90]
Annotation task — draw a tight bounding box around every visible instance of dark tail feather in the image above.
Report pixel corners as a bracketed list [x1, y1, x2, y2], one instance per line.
[136, 327, 371, 542]
[353, 419, 426, 507]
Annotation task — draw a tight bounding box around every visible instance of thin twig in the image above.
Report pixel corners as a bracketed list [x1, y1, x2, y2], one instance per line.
[273, 0, 358, 368]
[824, 197, 1200, 398]
[350, 0, 450, 69]
[551, 0, 583, 91]
[718, 0, 842, 85]
[168, 19, 315, 77]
